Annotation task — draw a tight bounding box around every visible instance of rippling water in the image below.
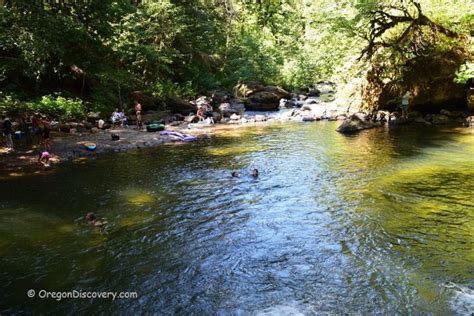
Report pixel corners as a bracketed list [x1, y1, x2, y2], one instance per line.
[0, 122, 473, 314]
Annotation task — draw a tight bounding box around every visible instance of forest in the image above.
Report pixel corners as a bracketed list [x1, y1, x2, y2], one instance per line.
[1, 0, 473, 118]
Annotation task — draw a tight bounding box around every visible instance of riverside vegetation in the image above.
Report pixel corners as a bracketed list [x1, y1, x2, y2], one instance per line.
[0, 0, 473, 119]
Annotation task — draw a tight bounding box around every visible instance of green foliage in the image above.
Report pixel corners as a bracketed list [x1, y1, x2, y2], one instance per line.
[0, 93, 85, 120]
[27, 95, 85, 120]
[152, 80, 196, 100]
[455, 62, 474, 84]
[0, 0, 472, 116]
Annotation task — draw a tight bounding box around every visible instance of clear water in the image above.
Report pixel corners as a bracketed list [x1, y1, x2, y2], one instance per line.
[0, 122, 473, 314]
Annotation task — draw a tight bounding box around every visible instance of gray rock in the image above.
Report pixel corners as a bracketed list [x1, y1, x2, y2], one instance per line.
[440, 109, 452, 117]
[466, 116, 474, 126]
[432, 114, 450, 124]
[336, 114, 380, 133]
[219, 101, 245, 117]
[230, 113, 241, 121]
[314, 81, 336, 94]
[87, 112, 101, 120]
[237, 84, 290, 111]
[213, 111, 222, 122]
[302, 116, 316, 122]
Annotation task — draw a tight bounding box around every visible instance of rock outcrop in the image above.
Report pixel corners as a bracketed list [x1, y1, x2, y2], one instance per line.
[166, 98, 196, 116]
[234, 83, 290, 111]
[336, 113, 381, 133]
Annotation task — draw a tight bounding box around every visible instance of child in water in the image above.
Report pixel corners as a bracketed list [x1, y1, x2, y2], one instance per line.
[252, 169, 259, 177]
[85, 212, 108, 228]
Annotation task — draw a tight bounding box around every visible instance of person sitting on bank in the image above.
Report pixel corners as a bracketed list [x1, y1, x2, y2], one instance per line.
[196, 106, 205, 121]
[118, 109, 128, 127]
[111, 108, 127, 127]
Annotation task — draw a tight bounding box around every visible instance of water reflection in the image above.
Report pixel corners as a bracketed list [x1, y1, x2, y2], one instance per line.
[0, 122, 473, 314]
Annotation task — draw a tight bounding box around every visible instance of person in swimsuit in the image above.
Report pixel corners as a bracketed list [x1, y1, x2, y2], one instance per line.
[38, 151, 50, 166]
[196, 107, 205, 121]
[134, 100, 142, 130]
[41, 119, 52, 151]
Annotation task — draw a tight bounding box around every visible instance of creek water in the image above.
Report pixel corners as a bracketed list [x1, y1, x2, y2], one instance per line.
[0, 121, 473, 314]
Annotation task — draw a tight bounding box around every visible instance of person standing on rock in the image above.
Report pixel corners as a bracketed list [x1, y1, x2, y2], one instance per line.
[401, 92, 410, 119]
[134, 100, 142, 130]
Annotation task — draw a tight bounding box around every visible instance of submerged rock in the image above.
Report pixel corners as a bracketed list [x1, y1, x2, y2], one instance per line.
[432, 114, 451, 125]
[336, 113, 381, 133]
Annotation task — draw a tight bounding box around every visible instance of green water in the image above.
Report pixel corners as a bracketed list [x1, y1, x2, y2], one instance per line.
[0, 122, 473, 314]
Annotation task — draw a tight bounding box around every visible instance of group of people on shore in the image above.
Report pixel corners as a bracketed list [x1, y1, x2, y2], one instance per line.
[195, 97, 215, 124]
[1, 115, 53, 151]
[110, 101, 142, 129]
[1, 115, 54, 166]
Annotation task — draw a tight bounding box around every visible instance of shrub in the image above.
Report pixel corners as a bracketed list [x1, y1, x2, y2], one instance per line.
[26, 95, 85, 121]
[0, 93, 85, 121]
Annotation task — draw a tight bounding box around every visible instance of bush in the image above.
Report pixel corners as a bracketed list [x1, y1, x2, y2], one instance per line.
[455, 62, 474, 84]
[152, 80, 196, 100]
[26, 95, 85, 120]
[0, 93, 85, 121]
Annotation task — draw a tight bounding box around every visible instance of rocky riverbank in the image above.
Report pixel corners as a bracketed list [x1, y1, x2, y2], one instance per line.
[2, 82, 473, 174]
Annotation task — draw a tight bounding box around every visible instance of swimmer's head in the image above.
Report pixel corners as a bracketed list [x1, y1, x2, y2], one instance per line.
[252, 169, 259, 177]
[86, 212, 96, 222]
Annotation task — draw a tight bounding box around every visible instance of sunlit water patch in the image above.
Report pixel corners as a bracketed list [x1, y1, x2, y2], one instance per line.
[0, 122, 473, 314]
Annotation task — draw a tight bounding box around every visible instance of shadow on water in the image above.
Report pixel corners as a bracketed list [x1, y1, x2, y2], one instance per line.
[0, 121, 473, 314]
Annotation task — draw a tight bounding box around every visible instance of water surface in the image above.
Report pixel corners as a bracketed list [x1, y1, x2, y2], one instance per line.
[1, 122, 473, 314]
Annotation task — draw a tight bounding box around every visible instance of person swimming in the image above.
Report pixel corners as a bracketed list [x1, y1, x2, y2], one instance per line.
[231, 171, 239, 177]
[252, 169, 259, 177]
[85, 212, 108, 228]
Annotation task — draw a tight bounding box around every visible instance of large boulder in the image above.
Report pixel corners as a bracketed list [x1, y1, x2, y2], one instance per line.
[234, 83, 290, 111]
[336, 113, 381, 133]
[218, 101, 245, 117]
[315, 81, 336, 94]
[432, 114, 451, 125]
[166, 98, 196, 116]
[233, 82, 265, 98]
[131, 91, 161, 110]
[209, 89, 232, 105]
